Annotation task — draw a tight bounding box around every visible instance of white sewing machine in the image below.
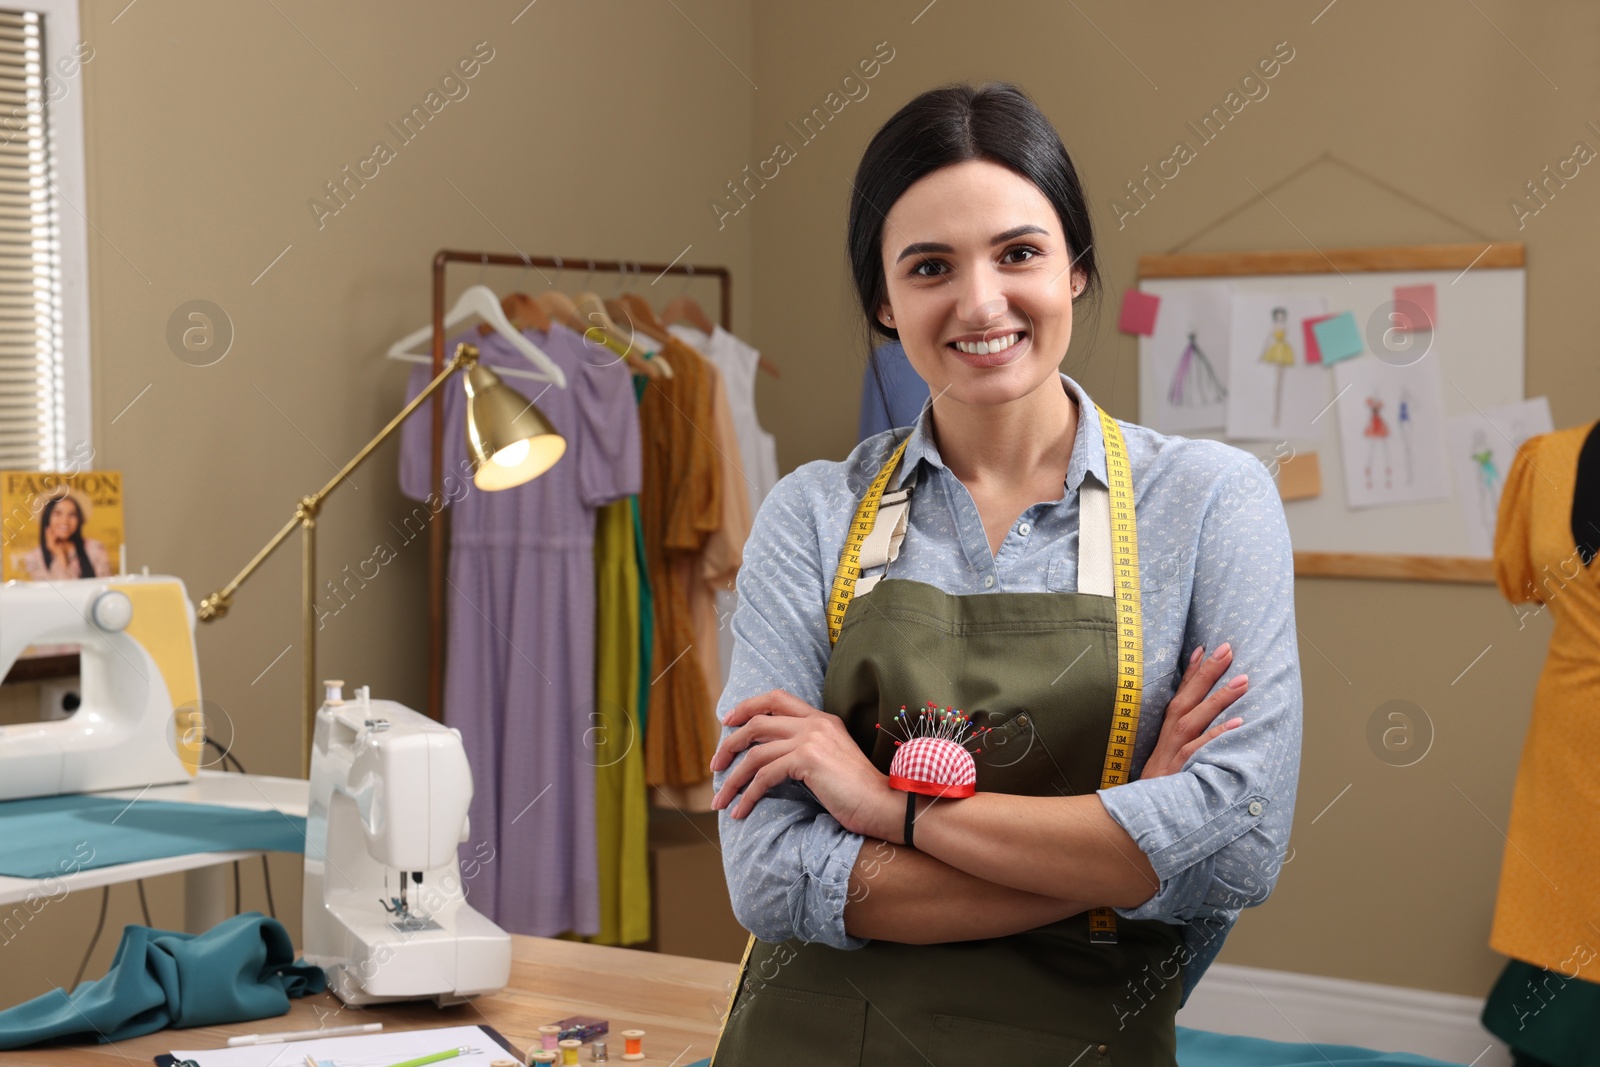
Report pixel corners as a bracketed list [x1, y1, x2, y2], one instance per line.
[302, 684, 511, 1006]
[0, 575, 203, 800]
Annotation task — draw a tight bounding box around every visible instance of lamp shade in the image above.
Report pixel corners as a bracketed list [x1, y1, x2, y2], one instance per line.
[462, 363, 567, 490]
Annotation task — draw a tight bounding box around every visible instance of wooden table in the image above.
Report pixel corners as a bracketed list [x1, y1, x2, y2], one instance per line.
[29, 935, 742, 1065]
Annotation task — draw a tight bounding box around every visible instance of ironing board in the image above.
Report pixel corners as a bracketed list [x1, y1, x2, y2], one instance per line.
[0, 771, 308, 934]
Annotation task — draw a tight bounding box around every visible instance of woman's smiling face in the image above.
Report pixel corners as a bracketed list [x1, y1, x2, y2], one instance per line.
[877, 158, 1084, 410]
[48, 498, 80, 539]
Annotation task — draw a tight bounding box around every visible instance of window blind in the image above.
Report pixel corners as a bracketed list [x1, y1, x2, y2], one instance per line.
[0, 10, 64, 471]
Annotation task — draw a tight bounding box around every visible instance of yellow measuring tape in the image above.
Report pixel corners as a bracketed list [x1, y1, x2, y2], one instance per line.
[825, 435, 912, 645]
[1088, 403, 1142, 945]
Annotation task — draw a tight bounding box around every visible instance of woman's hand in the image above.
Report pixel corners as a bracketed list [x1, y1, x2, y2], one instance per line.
[1141, 642, 1247, 780]
[710, 689, 897, 840]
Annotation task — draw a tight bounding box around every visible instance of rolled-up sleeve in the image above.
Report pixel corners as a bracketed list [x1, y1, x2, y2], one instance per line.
[1096, 453, 1302, 924]
[713, 468, 870, 949]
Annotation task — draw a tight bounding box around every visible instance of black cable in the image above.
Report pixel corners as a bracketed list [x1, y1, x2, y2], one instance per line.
[71, 886, 109, 991]
[260, 856, 277, 919]
[203, 734, 275, 918]
[135, 880, 152, 927]
[204, 735, 247, 774]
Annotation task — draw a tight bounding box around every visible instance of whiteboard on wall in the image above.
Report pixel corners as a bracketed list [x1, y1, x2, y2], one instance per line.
[1136, 244, 1525, 581]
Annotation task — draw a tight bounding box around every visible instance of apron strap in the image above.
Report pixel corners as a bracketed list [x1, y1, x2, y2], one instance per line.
[855, 464, 916, 597]
[1076, 474, 1113, 597]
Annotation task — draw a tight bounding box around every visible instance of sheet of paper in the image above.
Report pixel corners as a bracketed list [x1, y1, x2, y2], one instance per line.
[169, 1023, 508, 1067]
[1301, 313, 1336, 364]
[1393, 282, 1437, 332]
[1331, 353, 1452, 509]
[1446, 396, 1553, 557]
[1118, 289, 1160, 335]
[1139, 284, 1231, 433]
[1311, 310, 1364, 365]
[1225, 293, 1330, 441]
[1275, 450, 1322, 501]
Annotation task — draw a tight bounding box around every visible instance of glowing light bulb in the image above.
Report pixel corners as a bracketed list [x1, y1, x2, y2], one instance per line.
[491, 438, 531, 467]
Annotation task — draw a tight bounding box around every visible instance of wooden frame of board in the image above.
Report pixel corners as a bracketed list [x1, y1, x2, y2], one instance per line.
[1137, 241, 1526, 585]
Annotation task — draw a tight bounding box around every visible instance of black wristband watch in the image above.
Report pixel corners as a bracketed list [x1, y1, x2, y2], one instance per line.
[903, 791, 919, 849]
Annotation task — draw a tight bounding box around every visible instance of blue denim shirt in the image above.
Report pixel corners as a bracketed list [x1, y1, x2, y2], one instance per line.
[712, 371, 1303, 1008]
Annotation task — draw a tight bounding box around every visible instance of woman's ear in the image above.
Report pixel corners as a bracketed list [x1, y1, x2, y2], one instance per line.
[878, 304, 895, 329]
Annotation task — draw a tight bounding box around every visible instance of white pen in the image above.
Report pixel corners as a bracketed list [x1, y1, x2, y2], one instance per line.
[226, 1022, 384, 1046]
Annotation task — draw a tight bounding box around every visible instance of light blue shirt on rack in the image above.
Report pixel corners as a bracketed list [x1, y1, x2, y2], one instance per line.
[712, 371, 1303, 1008]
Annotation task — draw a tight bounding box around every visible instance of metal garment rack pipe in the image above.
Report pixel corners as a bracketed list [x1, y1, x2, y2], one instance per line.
[424, 249, 733, 720]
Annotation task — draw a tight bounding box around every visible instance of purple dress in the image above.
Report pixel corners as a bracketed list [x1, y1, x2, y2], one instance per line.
[398, 321, 642, 936]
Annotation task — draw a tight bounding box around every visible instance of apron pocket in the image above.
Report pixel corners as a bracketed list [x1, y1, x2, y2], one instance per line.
[972, 709, 1069, 796]
[719, 984, 867, 1066]
[929, 1013, 1111, 1065]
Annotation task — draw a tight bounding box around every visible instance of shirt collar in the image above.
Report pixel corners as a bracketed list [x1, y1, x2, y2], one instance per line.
[892, 371, 1109, 494]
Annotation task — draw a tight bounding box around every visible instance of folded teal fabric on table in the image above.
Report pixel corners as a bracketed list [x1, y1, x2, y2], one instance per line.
[682, 1025, 1469, 1066]
[0, 793, 306, 878]
[0, 913, 325, 1049]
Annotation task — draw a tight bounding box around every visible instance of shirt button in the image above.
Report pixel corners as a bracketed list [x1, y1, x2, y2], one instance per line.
[1017, 521, 1032, 536]
[982, 574, 996, 589]
[1248, 800, 1264, 816]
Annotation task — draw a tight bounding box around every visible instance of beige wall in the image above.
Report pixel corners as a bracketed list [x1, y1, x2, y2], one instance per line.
[2, 0, 1590, 1013]
[745, 2, 1595, 1001]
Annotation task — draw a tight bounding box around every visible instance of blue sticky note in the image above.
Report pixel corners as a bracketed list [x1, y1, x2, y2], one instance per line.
[1311, 311, 1363, 365]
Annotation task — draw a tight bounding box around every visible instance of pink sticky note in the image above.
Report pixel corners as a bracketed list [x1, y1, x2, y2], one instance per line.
[1392, 284, 1436, 332]
[1301, 313, 1337, 364]
[1118, 290, 1160, 335]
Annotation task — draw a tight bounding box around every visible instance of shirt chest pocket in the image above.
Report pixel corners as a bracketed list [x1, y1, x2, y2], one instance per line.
[1045, 549, 1189, 595]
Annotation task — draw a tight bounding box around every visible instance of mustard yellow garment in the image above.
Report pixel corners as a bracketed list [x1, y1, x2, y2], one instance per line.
[1490, 420, 1600, 981]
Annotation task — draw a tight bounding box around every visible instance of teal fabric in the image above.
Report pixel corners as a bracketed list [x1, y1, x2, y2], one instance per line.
[687, 1024, 1469, 1067]
[0, 794, 306, 878]
[1172, 1025, 1466, 1065]
[0, 913, 324, 1049]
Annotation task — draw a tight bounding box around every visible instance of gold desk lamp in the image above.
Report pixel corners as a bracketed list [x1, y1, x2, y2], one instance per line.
[197, 342, 565, 775]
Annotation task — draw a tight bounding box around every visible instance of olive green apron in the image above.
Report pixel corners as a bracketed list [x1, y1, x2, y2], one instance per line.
[711, 419, 1185, 1066]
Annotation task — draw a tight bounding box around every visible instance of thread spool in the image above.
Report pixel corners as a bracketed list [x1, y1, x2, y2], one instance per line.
[558, 1038, 582, 1065]
[620, 1029, 645, 1061]
[539, 1025, 562, 1050]
[491, 1060, 516, 1067]
[527, 1052, 557, 1065]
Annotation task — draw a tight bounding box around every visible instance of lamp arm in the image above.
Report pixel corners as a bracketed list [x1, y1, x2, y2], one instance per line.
[198, 343, 478, 621]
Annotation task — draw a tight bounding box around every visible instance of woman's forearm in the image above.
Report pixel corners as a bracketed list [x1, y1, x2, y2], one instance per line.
[841, 835, 1093, 943]
[922, 792, 1161, 908]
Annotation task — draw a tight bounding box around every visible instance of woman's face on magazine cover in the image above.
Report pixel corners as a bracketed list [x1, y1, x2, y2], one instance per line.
[47, 498, 80, 538]
[876, 158, 1084, 411]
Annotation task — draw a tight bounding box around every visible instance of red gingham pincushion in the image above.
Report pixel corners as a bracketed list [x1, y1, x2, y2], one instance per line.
[889, 736, 976, 798]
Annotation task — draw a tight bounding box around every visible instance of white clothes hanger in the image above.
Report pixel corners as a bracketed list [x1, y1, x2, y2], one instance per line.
[387, 283, 567, 388]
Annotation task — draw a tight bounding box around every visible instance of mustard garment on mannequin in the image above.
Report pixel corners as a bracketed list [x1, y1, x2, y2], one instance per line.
[1489, 421, 1600, 979]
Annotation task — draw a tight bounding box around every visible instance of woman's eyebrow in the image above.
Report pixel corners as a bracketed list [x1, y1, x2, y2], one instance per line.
[896, 224, 1052, 263]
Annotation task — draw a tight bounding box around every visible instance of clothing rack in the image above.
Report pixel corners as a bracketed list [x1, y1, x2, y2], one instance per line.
[422, 249, 733, 720]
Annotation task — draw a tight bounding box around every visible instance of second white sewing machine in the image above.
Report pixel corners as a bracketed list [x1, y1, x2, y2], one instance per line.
[302, 684, 512, 1006]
